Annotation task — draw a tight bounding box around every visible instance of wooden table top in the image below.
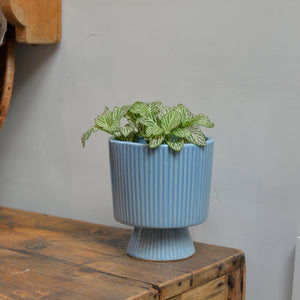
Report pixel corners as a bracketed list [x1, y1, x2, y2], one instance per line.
[0, 207, 245, 300]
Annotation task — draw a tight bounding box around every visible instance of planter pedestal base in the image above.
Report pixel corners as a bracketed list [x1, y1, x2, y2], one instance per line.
[127, 227, 195, 261]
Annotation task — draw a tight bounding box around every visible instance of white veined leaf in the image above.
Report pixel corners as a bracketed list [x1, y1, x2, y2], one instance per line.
[146, 101, 162, 115]
[161, 110, 181, 134]
[137, 124, 146, 137]
[171, 127, 191, 139]
[116, 133, 135, 142]
[174, 104, 188, 117]
[186, 124, 206, 146]
[111, 119, 120, 132]
[112, 106, 121, 121]
[129, 101, 148, 116]
[125, 111, 137, 125]
[149, 135, 165, 148]
[95, 111, 119, 134]
[91, 126, 100, 133]
[174, 104, 193, 118]
[165, 137, 185, 152]
[120, 105, 131, 117]
[174, 104, 196, 127]
[182, 117, 195, 127]
[106, 111, 113, 126]
[112, 105, 130, 124]
[146, 125, 164, 137]
[95, 114, 109, 130]
[120, 124, 135, 137]
[81, 129, 92, 147]
[195, 114, 214, 128]
[81, 125, 101, 147]
[138, 114, 158, 127]
[135, 117, 144, 126]
[113, 131, 122, 137]
[157, 106, 172, 120]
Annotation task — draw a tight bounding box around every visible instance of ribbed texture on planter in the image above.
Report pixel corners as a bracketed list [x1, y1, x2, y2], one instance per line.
[127, 227, 195, 261]
[109, 138, 214, 228]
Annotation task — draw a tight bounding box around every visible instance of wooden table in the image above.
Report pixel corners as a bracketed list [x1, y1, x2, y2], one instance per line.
[0, 207, 246, 299]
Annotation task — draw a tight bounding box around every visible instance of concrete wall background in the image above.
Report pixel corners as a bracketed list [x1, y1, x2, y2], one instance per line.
[1, 0, 300, 299]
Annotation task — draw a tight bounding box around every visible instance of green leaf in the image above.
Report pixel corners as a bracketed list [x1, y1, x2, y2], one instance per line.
[174, 104, 193, 119]
[120, 124, 135, 137]
[91, 126, 100, 133]
[129, 101, 148, 116]
[137, 114, 163, 137]
[120, 105, 131, 117]
[115, 132, 136, 142]
[95, 114, 111, 133]
[82, 101, 213, 151]
[157, 106, 172, 120]
[111, 120, 120, 133]
[81, 125, 100, 147]
[138, 114, 158, 127]
[146, 101, 162, 115]
[182, 118, 195, 127]
[146, 125, 164, 137]
[174, 104, 195, 127]
[81, 129, 92, 147]
[165, 136, 185, 152]
[186, 125, 206, 146]
[161, 110, 181, 134]
[112, 106, 121, 121]
[195, 114, 214, 128]
[149, 135, 165, 148]
[125, 111, 138, 125]
[113, 131, 122, 138]
[171, 127, 191, 139]
[95, 107, 120, 134]
[137, 124, 146, 137]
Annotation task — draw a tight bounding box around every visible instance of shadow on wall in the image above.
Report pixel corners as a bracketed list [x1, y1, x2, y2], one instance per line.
[13, 43, 60, 97]
[0, 43, 59, 154]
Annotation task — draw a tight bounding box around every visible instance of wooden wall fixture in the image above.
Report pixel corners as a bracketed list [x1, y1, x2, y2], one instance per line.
[0, 0, 61, 44]
[0, 32, 14, 130]
[0, 0, 61, 131]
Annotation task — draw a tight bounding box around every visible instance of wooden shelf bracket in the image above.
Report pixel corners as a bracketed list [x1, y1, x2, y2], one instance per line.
[0, 0, 61, 44]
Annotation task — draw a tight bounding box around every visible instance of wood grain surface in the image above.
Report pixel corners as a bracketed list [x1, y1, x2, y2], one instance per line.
[0, 0, 61, 44]
[0, 29, 14, 131]
[0, 207, 245, 299]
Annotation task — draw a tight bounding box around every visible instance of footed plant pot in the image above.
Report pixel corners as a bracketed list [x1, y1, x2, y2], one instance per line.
[109, 137, 214, 261]
[127, 227, 195, 261]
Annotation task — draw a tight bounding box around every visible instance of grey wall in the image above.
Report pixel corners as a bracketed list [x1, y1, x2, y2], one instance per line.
[1, 0, 300, 299]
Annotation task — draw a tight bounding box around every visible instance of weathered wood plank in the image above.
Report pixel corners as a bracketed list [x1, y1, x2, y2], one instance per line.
[0, 206, 245, 299]
[0, 247, 157, 300]
[227, 266, 246, 300]
[168, 276, 228, 300]
[242, 266, 246, 300]
[155, 252, 245, 299]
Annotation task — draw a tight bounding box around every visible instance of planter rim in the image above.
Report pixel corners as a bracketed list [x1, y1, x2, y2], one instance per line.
[109, 136, 214, 148]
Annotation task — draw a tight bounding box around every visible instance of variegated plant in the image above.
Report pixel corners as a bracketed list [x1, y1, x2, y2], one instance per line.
[81, 102, 214, 152]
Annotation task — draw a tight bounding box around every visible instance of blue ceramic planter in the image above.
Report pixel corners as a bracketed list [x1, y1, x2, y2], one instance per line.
[109, 137, 214, 261]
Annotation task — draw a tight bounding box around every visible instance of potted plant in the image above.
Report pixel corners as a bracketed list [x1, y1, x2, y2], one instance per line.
[82, 101, 214, 261]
